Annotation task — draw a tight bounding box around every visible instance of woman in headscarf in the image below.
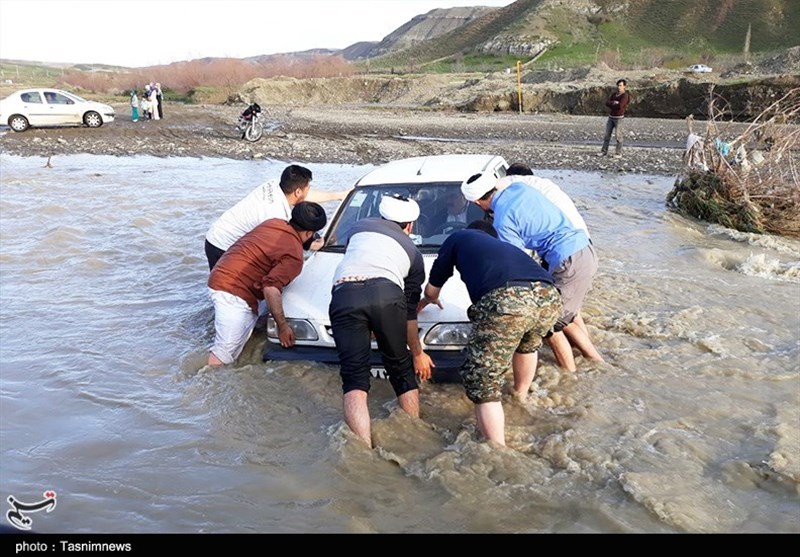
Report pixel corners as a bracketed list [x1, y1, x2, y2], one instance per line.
[148, 83, 160, 121]
[155, 83, 163, 119]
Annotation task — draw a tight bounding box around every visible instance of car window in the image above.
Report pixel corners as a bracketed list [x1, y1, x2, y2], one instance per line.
[20, 92, 43, 104]
[45, 92, 74, 105]
[325, 182, 489, 252]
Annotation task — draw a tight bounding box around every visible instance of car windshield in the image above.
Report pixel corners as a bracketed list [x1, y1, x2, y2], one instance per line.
[323, 182, 489, 252]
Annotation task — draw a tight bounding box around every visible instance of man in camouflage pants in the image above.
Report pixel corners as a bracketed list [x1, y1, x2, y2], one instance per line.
[418, 221, 562, 446]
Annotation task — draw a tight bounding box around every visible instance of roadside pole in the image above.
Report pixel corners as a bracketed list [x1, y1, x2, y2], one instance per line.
[516, 60, 522, 114]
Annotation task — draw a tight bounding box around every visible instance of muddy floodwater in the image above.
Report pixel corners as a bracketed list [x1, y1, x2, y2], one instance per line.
[1, 153, 798, 533]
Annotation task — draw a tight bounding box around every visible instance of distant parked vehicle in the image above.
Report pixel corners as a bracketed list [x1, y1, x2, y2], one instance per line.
[0, 88, 115, 132]
[687, 64, 713, 73]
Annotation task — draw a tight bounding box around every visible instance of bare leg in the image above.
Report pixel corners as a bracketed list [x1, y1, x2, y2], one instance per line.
[207, 351, 225, 366]
[573, 313, 589, 335]
[512, 351, 538, 399]
[343, 389, 372, 447]
[562, 322, 604, 362]
[547, 331, 577, 372]
[475, 401, 505, 446]
[396, 388, 420, 418]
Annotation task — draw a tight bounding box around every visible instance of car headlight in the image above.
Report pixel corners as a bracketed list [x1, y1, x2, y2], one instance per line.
[423, 322, 472, 346]
[266, 317, 319, 341]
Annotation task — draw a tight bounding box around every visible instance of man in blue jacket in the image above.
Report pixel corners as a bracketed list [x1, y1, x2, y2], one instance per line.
[461, 173, 603, 372]
[419, 220, 561, 446]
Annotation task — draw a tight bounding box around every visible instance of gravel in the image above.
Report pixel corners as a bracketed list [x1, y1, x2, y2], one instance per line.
[0, 102, 759, 176]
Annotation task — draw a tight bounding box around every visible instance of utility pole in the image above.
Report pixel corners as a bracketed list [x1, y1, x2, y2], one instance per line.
[516, 60, 522, 115]
[744, 23, 752, 62]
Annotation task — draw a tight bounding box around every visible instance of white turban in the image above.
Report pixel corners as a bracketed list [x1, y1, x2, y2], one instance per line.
[461, 172, 496, 202]
[379, 195, 420, 223]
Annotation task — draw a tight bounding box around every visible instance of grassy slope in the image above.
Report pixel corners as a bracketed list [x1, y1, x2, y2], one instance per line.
[363, 0, 800, 72]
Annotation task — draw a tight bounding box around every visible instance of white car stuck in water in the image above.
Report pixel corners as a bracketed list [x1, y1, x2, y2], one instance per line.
[262, 154, 510, 382]
[0, 88, 115, 132]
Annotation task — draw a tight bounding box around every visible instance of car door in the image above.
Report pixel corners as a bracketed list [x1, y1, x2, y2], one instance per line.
[41, 91, 81, 125]
[17, 91, 48, 126]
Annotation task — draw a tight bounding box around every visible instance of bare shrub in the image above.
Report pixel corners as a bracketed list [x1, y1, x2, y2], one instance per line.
[58, 55, 356, 95]
[667, 86, 800, 238]
[597, 49, 621, 70]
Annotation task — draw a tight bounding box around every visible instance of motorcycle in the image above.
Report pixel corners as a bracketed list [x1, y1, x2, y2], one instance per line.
[236, 102, 264, 142]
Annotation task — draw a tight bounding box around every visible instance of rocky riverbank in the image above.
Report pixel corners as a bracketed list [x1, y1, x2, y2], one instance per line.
[0, 102, 760, 176]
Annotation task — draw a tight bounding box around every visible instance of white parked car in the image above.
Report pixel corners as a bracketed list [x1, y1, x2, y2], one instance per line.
[687, 64, 713, 73]
[262, 154, 510, 383]
[0, 88, 115, 132]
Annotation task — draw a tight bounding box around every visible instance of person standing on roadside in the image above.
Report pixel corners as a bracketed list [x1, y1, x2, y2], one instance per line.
[418, 220, 561, 446]
[130, 90, 139, 122]
[141, 86, 151, 120]
[329, 194, 434, 448]
[148, 83, 160, 121]
[206, 202, 327, 367]
[600, 78, 630, 157]
[155, 83, 164, 119]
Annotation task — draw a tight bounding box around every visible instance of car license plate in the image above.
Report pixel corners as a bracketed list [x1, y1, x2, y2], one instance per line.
[370, 367, 387, 379]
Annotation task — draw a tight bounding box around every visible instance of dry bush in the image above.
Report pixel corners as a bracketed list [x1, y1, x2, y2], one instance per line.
[58, 55, 356, 95]
[667, 86, 800, 238]
[597, 49, 622, 70]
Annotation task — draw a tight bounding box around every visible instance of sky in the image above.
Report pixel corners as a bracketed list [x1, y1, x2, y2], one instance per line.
[0, 0, 514, 68]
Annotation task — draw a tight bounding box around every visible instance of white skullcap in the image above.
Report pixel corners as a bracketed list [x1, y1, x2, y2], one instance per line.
[379, 195, 420, 223]
[461, 172, 496, 202]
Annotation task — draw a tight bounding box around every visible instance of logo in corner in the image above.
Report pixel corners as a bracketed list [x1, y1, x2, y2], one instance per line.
[6, 491, 57, 531]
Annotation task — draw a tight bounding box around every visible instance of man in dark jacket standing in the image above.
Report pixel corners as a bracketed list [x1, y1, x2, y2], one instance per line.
[600, 78, 630, 157]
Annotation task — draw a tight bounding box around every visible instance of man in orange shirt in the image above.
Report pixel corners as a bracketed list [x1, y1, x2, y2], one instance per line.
[206, 202, 327, 366]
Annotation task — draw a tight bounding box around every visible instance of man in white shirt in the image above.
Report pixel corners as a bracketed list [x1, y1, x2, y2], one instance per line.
[204, 164, 343, 269]
[496, 163, 590, 239]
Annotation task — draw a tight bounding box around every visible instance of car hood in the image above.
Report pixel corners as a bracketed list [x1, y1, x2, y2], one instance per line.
[283, 250, 470, 324]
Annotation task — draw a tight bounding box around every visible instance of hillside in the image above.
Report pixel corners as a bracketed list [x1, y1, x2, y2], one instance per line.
[234, 47, 799, 121]
[365, 0, 800, 71]
[341, 6, 499, 60]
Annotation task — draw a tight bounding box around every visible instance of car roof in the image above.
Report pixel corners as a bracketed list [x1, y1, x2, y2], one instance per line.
[4, 88, 73, 98]
[354, 154, 508, 186]
[15, 88, 68, 93]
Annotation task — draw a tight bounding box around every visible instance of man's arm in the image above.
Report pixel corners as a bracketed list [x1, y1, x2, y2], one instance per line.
[417, 284, 443, 314]
[305, 190, 347, 203]
[407, 319, 433, 381]
[263, 285, 295, 348]
[619, 92, 630, 113]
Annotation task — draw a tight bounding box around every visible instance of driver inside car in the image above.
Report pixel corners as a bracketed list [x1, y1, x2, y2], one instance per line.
[430, 190, 485, 235]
